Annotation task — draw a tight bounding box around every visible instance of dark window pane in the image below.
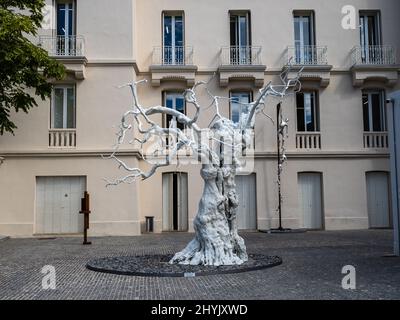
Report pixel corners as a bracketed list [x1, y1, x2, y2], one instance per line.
[57, 4, 65, 35]
[163, 16, 172, 47]
[304, 93, 314, 131]
[362, 94, 369, 131]
[294, 18, 301, 44]
[68, 6, 73, 36]
[302, 17, 311, 46]
[66, 88, 75, 128]
[230, 16, 237, 46]
[53, 88, 64, 128]
[296, 92, 305, 131]
[314, 93, 320, 131]
[297, 92, 319, 132]
[297, 109, 305, 132]
[239, 16, 248, 46]
[371, 93, 382, 131]
[165, 94, 185, 130]
[175, 16, 183, 47]
[231, 93, 251, 125]
[175, 97, 185, 130]
[367, 16, 377, 45]
[231, 103, 240, 123]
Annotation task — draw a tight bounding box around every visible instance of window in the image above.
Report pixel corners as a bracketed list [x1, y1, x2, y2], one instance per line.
[56, 1, 75, 55]
[230, 11, 251, 64]
[360, 11, 381, 47]
[296, 91, 319, 132]
[293, 12, 315, 64]
[359, 11, 382, 63]
[230, 92, 252, 126]
[164, 93, 185, 130]
[163, 12, 184, 65]
[51, 86, 75, 129]
[362, 91, 386, 132]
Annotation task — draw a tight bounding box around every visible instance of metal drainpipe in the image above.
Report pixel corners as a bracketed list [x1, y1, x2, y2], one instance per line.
[387, 92, 400, 256]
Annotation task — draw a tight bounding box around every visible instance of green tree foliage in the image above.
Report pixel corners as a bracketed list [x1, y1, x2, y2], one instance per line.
[0, 0, 65, 135]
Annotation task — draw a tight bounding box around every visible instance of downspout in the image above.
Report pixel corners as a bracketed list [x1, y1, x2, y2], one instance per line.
[387, 92, 400, 256]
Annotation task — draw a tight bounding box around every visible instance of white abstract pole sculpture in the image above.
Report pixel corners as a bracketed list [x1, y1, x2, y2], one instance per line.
[105, 67, 301, 266]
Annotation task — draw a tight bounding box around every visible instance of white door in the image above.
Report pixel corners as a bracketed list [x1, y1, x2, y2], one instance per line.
[162, 172, 188, 231]
[366, 172, 391, 228]
[235, 174, 257, 230]
[298, 173, 323, 229]
[36, 176, 85, 234]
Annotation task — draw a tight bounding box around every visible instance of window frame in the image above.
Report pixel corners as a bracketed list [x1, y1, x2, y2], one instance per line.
[55, 0, 76, 37]
[293, 11, 315, 47]
[162, 11, 185, 65]
[229, 91, 253, 125]
[359, 10, 382, 47]
[163, 91, 186, 129]
[362, 90, 387, 132]
[229, 11, 251, 47]
[296, 91, 320, 133]
[50, 85, 76, 129]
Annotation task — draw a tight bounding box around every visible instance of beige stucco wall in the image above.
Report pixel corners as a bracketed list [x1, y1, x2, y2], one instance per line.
[0, 0, 399, 237]
[136, 0, 400, 71]
[0, 156, 140, 236]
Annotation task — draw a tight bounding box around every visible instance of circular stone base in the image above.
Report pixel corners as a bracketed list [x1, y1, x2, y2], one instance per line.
[86, 254, 282, 277]
[259, 228, 307, 234]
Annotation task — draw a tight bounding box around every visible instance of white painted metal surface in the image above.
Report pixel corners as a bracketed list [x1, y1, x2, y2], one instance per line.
[235, 174, 257, 230]
[35, 176, 85, 234]
[298, 173, 323, 229]
[366, 172, 391, 228]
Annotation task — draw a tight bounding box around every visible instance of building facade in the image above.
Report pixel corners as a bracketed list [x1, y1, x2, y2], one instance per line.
[0, 0, 399, 237]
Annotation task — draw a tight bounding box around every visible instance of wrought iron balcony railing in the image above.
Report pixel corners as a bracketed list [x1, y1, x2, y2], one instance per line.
[220, 46, 262, 66]
[39, 35, 85, 57]
[286, 45, 328, 65]
[152, 46, 193, 66]
[351, 45, 396, 65]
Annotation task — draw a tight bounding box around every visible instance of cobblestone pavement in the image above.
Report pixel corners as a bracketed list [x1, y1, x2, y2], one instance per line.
[0, 230, 399, 300]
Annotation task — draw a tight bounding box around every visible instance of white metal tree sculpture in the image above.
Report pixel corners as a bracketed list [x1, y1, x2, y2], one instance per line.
[105, 67, 301, 266]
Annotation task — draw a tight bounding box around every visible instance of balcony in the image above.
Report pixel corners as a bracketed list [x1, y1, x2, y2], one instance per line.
[218, 46, 266, 87]
[285, 46, 331, 88]
[296, 132, 321, 150]
[287, 46, 328, 66]
[49, 129, 76, 148]
[38, 35, 87, 80]
[149, 46, 197, 87]
[363, 132, 388, 149]
[350, 45, 399, 87]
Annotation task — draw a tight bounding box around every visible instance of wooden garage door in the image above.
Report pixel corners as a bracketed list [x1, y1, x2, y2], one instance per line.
[366, 172, 391, 228]
[298, 173, 323, 229]
[235, 174, 257, 230]
[36, 176, 85, 234]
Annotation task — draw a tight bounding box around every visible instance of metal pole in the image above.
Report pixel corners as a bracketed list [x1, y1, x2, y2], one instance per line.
[277, 103, 283, 230]
[388, 92, 400, 256]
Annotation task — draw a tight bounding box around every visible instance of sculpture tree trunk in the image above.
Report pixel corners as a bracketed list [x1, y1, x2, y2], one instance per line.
[169, 164, 248, 265]
[170, 120, 248, 266]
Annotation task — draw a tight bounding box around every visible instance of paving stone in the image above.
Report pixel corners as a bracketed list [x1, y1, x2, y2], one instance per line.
[0, 230, 399, 300]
